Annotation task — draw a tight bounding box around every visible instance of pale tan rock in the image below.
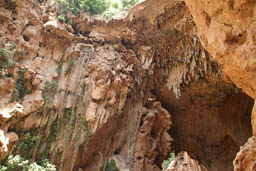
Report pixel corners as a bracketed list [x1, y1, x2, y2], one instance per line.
[6, 132, 19, 154]
[0, 129, 9, 152]
[91, 86, 106, 100]
[24, 81, 32, 92]
[38, 46, 50, 57]
[0, 78, 15, 105]
[84, 78, 89, 86]
[85, 102, 97, 123]
[234, 136, 256, 171]
[6, 132, 19, 145]
[33, 57, 43, 73]
[167, 152, 207, 171]
[138, 46, 153, 70]
[52, 42, 63, 62]
[112, 155, 129, 171]
[22, 25, 41, 47]
[184, 0, 256, 99]
[0, 129, 8, 160]
[24, 68, 35, 80]
[0, 103, 24, 121]
[32, 74, 43, 87]
[43, 20, 73, 40]
[107, 90, 116, 105]
[252, 101, 256, 136]
[22, 90, 44, 116]
[65, 95, 73, 108]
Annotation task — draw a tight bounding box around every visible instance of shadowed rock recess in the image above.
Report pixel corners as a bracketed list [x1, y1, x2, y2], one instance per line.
[0, 0, 254, 171]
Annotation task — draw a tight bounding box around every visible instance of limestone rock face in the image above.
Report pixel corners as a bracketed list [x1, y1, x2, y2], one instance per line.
[234, 137, 256, 171]
[131, 102, 172, 171]
[183, 1, 256, 171]
[0, 0, 254, 171]
[0, 0, 176, 170]
[184, 0, 256, 99]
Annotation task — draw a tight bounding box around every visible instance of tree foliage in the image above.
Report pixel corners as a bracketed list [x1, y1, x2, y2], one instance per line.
[57, 0, 111, 15]
[57, 0, 142, 22]
[121, 0, 139, 11]
[0, 155, 56, 171]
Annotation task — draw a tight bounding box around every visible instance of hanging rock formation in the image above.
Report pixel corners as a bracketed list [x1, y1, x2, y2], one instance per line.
[0, 0, 255, 171]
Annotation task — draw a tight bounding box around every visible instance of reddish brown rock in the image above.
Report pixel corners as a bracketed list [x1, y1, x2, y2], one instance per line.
[234, 137, 256, 171]
[183, 1, 256, 171]
[0, 0, 254, 171]
[184, 0, 256, 99]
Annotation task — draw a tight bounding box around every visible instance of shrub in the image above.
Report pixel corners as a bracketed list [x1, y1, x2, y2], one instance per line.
[57, 61, 63, 74]
[10, 68, 32, 102]
[57, 0, 110, 16]
[0, 42, 17, 77]
[0, 155, 56, 171]
[162, 152, 175, 169]
[65, 58, 75, 75]
[16, 69, 32, 100]
[121, 0, 138, 11]
[105, 159, 118, 171]
[17, 132, 41, 159]
[57, 14, 66, 23]
[56, 0, 142, 21]
[42, 80, 58, 107]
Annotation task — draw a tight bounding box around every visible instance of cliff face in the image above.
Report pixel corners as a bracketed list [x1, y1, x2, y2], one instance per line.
[0, 0, 254, 171]
[183, 0, 256, 99]
[183, 0, 256, 170]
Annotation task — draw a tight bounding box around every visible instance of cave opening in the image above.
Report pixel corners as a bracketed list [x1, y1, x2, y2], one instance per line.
[155, 78, 254, 170]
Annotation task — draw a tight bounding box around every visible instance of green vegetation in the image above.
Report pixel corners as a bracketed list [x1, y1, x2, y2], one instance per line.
[65, 108, 76, 141]
[59, 106, 77, 170]
[17, 69, 32, 99]
[65, 58, 75, 74]
[17, 132, 41, 159]
[42, 80, 58, 107]
[57, 0, 110, 16]
[83, 125, 91, 152]
[10, 68, 32, 102]
[105, 159, 118, 171]
[41, 116, 58, 159]
[0, 155, 56, 171]
[162, 152, 175, 169]
[57, 0, 142, 22]
[0, 48, 11, 70]
[121, 0, 138, 11]
[2, 42, 31, 103]
[57, 61, 63, 74]
[0, 42, 17, 77]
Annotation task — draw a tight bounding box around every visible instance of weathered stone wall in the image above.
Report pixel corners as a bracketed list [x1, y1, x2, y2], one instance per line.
[183, 1, 256, 170]
[0, 0, 254, 171]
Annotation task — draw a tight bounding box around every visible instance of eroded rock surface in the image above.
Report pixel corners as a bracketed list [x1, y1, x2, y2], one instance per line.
[0, 0, 176, 170]
[184, 0, 256, 99]
[183, 1, 256, 171]
[0, 0, 254, 171]
[234, 137, 256, 171]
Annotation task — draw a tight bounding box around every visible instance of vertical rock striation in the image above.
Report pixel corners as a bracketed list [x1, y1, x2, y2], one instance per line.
[0, 0, 254, 170]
